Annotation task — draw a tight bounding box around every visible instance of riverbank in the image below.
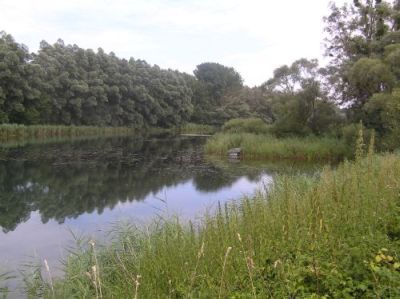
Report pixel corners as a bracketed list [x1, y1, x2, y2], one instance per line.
[0, 123, 218, 145]
[18, 151, 400, 298]
[0, 124, 138, 143]
[205, 132, 351, 161]
[176, 123, 218, 135]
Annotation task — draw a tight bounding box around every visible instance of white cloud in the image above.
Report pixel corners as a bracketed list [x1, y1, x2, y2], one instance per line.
[0, 0, 351, 86]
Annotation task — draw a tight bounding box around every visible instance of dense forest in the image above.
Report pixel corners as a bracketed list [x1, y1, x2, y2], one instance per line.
[1, 0, 400, 146]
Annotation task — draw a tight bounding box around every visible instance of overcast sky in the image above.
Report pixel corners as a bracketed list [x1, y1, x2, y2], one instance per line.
[0, 0, 349, 86]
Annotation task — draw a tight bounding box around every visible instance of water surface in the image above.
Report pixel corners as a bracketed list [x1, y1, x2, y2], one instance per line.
[0, 134, 319, 295]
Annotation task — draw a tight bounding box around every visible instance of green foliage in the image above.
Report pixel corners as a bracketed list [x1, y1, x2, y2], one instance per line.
[262, 59, 344, 137]
[0, 32, 45, 124]
[265, 58, 319, 93]
[0, 33, 195, 129]
[324, 1, 396, 65]
[3, 6, 400, 151]
[205, 133, 350, 161]
[193, 62, 243, 95]
[0, 33, 265, 130]
[336, 122, 371, 150]
[0, 124, 135, 142]
[363, 88, 400, 149]
[33, 42, 194, 127]
[348, 58, 394, 105]
[177, 123, 217, 135]
[383, 44, 400, 79]
[311, 5, 400, 147]
[222, 118, 271, 134]
[24, 153, 400, 298]
[324, 0, 400, 116]
[191, 62, 248, 125]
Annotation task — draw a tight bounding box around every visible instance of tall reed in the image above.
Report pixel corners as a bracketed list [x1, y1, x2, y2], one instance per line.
[23, 149, 400, 298]
[177, 123, 217, 135]
[205, 132, 351, 161]
[0, 124, 136, 143]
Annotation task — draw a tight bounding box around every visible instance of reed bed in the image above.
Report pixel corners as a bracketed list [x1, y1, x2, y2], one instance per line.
[177, 123, 218, 135]
[205, 132, 351, 161]
[0, 124, 136, 143]
[222, 118, 272, 135]
[22, 149, 400, 298]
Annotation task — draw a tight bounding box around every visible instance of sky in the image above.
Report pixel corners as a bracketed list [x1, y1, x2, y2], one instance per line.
[0, 0, 349, 86]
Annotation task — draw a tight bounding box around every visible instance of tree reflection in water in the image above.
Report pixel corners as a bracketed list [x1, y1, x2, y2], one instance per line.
[0, 134, 270, 233]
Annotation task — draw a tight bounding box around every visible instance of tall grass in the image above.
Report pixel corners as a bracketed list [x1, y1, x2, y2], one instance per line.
[222, 118, 271, 135]
[24, 150, 400, 298]
[0, 270, 15, 298]
[177, 123, 218, 135]
[0, 124, 136, 143]
[205, 132, 351, 161]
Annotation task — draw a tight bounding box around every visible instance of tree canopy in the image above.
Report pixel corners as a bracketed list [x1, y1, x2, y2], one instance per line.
[2, 0, 400, 148]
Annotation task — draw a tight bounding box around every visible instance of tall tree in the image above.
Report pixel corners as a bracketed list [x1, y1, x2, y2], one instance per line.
[324, 0, 400, 110]
[265, 59, 342, 136]
[0, 32, 44, 124]
[191, 62, 243, 125]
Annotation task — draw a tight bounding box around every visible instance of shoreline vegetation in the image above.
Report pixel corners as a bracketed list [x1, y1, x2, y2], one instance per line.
[2, 0, 400, 295]
[0, 124, 137, 143]
[2, 0, 400, 156]
[204, 118, 354, 162]
[0, 120, 368, 163]
[205, 133, 350, 161]
[15, 148, 400, 298]
[177, 123, 218, 135]
[0, 123, 216, 148]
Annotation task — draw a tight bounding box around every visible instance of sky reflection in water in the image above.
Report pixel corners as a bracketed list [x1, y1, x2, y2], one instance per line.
[0, 135, 273, 281]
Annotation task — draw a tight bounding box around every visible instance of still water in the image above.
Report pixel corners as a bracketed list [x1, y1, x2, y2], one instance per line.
[0, 134, 319, 295]
[0, 135, 273, 284]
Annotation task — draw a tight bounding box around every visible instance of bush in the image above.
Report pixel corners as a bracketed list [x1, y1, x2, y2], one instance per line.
[0, 124, 136, 143]
[222, 118, 271, 134]
[178, 123, 217, 135]
[205, 132, 351, 161]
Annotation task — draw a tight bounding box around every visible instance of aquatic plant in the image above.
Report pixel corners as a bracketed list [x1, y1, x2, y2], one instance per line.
[22, 147, 400, 298]
[205, 132, 351, 161]
[222, 118, 272, 135]
[177, 123, 217, 135]
[0, 124, 136, 143]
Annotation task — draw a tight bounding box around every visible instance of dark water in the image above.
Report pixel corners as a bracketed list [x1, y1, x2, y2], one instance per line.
[0, 134, 320, 296]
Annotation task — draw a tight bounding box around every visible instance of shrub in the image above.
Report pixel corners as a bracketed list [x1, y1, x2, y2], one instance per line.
[222, 118, 271, 135]
[205, 133, 350, 161]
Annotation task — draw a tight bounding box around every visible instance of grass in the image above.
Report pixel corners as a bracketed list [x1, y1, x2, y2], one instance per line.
[0, 134, 134, 150]
[205, 132, 351, 161]
[177, 123, 218, 135]
[222, 118, 272, 135]
[0, 270, 15, 298]
[0, 123, 218, 144]
[20, 146, 400, 298]
[0, 124, 136, 142]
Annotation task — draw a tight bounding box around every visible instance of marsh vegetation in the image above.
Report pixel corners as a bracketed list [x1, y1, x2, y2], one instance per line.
[1, 0, 400, 297]
[19, 146, 400, 298]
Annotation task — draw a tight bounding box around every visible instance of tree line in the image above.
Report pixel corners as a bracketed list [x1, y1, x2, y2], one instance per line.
[1, 0, 400, 146]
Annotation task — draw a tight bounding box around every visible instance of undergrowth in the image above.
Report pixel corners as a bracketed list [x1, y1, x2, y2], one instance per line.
[0, 124, 136, 142]
[177, 123, 217, 135]
[205, 132, 351, 161]
[222, 118, 271, 135]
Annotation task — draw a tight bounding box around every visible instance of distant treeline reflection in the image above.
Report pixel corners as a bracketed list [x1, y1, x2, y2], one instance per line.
[0, 135, 265, 233]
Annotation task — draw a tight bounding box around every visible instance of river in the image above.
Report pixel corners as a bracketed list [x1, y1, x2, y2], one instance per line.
[0, 133, 319, 297]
